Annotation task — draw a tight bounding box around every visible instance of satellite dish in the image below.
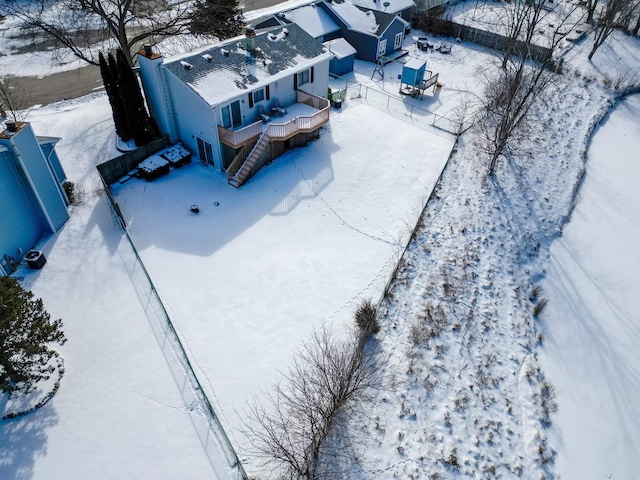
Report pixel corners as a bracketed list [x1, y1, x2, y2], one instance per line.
[383, 1, 390, 7]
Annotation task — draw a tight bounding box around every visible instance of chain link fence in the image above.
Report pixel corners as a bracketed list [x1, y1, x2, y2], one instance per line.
[98, 167, 248, 480]
[344, 82, 477, 135]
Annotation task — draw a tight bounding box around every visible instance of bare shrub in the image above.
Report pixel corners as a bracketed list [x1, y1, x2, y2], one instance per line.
[533, 298, 549, 317]
[355, 298, 379, 336]
[242, 322, 380, 479]
[530, 284, 543, 302]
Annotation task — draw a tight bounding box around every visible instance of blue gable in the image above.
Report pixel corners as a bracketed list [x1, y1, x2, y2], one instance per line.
[0, 122, 69, 274]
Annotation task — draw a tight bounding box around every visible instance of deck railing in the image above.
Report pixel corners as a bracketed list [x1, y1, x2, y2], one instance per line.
[218, 121, 262, 148]
[218, 92, 330, 149]
[266, 91, 330, 141]
[226, 144, 249, 182]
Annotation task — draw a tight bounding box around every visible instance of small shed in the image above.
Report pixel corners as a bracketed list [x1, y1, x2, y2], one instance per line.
[324, 38, 357, 76]
[401, 58, 426, 88]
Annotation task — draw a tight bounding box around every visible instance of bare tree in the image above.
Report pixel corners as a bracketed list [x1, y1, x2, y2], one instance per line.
[477, 0, 584, 175]
[588, 0, 635, 59]
[243, 305, 381, 479]
[0, 74, 32, 121]
[4, 0, 194, 66]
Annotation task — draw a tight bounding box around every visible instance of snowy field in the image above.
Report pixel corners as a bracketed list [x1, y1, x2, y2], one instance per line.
[541, 94, 640, 480]
[112, 104, 455, 450]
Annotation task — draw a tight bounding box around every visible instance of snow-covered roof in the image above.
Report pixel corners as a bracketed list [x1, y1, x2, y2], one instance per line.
[325, 1, 380, 34]
[281, 4, 341, 39]
[323, 37, 357, 59]
[163, 24, 330, 106]
[404, 57, 426, 70]
[321, 0, 405, 36]
[349, 0, 415, 15]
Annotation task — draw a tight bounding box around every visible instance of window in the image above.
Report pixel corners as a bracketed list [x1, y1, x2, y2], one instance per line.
[394, 32, 403, 50]
[221, 100, 241, 128]
[297, 69, 310, 87]
[253, 89, 265, 104]
[196, 137, 214, 166]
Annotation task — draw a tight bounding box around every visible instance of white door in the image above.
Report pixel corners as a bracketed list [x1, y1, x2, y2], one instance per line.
[377, 39, 387, 58]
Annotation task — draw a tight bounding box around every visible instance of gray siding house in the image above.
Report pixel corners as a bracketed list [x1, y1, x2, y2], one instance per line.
[138, 24, 332, 187]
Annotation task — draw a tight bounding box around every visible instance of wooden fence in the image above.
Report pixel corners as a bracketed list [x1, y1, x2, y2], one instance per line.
[97, 136, 171, 185]
[415, 16, 554, 64]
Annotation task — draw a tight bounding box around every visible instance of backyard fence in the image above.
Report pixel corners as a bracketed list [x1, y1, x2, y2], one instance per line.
[414, 15, 554, 65]
[97, 165, 248, 480]
[344, 82, 478, 135]
[98, 136, 171, 185]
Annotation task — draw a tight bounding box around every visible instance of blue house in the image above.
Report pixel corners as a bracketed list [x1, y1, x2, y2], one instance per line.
[317, 0, 410, 63]
[0, 121, 69, 275]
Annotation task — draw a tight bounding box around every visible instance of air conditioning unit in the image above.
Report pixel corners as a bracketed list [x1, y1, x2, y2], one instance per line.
[25, 250, 47, 269]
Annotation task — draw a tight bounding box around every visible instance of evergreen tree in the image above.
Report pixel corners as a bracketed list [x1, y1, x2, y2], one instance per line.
[0, 277, 66, 396]
[99, 52, 131, 141]
[116, 49, 158, 147]
[190, 0, 244, 38]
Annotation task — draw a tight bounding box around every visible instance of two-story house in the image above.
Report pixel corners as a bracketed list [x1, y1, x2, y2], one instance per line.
[138, 23, 332, 187]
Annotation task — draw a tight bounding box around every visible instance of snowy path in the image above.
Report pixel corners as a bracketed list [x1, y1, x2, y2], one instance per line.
[541, 94, 640, 480]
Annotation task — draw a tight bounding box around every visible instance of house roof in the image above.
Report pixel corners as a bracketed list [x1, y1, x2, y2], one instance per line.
[322, 0, 403, 36]
[280, 4, 341, 39]
[163, 24, 330, 106]
[37, 136, 61, 146]
[349, 0, 415, 15]
[323, 38, 357, 59]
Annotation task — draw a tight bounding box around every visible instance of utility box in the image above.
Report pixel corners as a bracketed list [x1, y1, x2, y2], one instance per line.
[25, 250, 47, 269]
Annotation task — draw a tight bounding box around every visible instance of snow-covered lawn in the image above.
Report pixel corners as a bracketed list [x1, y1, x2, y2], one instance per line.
[541, 94, 640, 480]
[0, 95, 219, 479]
[112, 104, 455, 451]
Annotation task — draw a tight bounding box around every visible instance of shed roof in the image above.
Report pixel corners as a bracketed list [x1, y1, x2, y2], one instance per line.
[163, 24, 330, 106]
[281, 4, 341, 39]
[404, 57, 426, 70]
[323, 38, 357, 59]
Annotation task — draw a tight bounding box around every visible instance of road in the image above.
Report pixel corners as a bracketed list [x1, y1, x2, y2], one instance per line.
[15, 0, 290, 108]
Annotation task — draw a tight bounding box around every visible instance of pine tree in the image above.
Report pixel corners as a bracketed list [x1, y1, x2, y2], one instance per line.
[0, 277, 66, 396]
[116, 49, 158, 146]
[99, 52, 131, 141]
[190, 0, 244, 38]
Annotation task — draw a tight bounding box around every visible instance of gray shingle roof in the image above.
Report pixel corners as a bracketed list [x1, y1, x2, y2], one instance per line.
[163, 24, 327, 105]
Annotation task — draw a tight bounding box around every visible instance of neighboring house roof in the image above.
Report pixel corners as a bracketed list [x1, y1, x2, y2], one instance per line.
[349, 0, 415, 15]
[280, 4, 341, 39]
[323, 38, 357, 59]
[322, 0, 406, 36]
[163, 24, 330, 106]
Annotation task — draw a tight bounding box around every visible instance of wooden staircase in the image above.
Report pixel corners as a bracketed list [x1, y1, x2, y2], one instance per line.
[228, 132, 271, 187]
